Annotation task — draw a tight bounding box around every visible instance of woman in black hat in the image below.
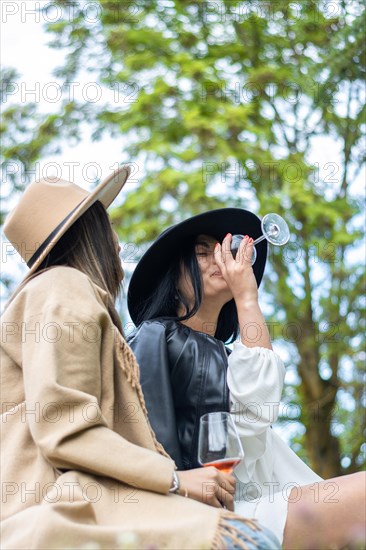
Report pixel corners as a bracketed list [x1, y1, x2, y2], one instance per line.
[127, 208, 366, 550]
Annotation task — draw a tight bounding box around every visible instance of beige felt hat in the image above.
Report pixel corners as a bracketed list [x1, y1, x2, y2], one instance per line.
[3, 164, 131, 275]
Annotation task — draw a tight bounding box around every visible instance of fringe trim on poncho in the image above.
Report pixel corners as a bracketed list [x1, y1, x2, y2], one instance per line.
[213, 510, 262, 550]
[116, 334, 172, 460]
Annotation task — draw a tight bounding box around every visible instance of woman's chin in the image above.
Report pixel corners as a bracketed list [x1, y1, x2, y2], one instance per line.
[207, 287, 233, 303]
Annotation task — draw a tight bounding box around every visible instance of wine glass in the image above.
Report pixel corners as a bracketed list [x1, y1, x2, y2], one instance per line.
[231, 212, 290, 265]
[198, 412, 244, 473]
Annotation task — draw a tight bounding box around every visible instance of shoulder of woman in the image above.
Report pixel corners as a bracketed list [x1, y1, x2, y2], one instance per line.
[127, 318, 182, 343]
[128, 318, 168, 340]
[7, 267, 106, 319]
[26, 266, 96, 296]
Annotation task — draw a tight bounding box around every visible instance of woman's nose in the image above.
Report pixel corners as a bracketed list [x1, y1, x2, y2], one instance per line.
[211, 244, 220, 264]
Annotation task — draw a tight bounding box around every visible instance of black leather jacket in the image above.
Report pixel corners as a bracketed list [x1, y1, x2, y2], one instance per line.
[128, 318, 230, 470]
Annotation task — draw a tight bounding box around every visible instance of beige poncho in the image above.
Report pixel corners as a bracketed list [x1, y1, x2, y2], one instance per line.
[1, 266, 259, 549]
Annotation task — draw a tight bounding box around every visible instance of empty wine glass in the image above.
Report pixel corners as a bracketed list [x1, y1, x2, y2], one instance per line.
[231, 212, 290, 265]
[198, 412, 244, 473]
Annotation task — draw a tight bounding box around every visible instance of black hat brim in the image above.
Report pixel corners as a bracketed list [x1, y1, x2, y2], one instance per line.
[127, 208, 267, 325]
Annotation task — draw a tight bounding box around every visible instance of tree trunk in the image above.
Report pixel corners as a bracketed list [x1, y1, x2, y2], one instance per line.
[297, 329, 342, 478]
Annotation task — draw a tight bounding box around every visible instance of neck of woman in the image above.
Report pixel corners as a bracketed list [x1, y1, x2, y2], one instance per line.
[178, 301, 223, 337]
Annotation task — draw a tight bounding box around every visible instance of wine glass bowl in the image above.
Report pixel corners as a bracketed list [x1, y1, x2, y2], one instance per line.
[198, 412, 244, 473]
[230, 212, 290, 265]
[231, 234, 248, 259]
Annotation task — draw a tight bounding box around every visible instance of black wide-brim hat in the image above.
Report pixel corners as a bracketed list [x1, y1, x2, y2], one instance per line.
[127, 208, 267, 325]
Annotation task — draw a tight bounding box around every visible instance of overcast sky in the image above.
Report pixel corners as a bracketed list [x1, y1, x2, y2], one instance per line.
[1, 1, 129, 187]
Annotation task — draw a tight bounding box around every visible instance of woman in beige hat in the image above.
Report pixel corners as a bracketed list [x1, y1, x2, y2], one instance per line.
[0, 168, 278, 549]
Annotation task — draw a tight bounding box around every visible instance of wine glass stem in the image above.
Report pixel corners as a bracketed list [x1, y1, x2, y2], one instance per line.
[252, 234, 267, 246]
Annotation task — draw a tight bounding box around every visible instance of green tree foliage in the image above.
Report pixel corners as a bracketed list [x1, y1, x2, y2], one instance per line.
[1, 0, 365, 476]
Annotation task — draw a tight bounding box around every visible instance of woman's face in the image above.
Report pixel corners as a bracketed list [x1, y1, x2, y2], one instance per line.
[177, 234, 233, 306]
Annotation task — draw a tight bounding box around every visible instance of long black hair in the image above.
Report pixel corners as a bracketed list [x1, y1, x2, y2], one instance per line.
[136, 236, 239, 343]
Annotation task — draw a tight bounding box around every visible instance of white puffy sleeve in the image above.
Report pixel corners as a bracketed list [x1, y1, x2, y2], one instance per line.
[227, 342, 285, 483]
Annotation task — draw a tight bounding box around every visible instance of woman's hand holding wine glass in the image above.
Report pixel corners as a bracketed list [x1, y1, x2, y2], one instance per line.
[173, 412, 244, 510]
[177, 467, 236, 510]
[173, 412, 243, 511]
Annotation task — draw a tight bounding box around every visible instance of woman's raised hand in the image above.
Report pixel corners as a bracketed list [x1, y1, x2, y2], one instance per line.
[177, 468, 236, 511]
[215, 233, 273, 349]
[214, 234, 258, 304]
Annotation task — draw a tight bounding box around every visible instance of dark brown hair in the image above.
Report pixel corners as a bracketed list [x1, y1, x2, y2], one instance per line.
[36, 200, 123, 333]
